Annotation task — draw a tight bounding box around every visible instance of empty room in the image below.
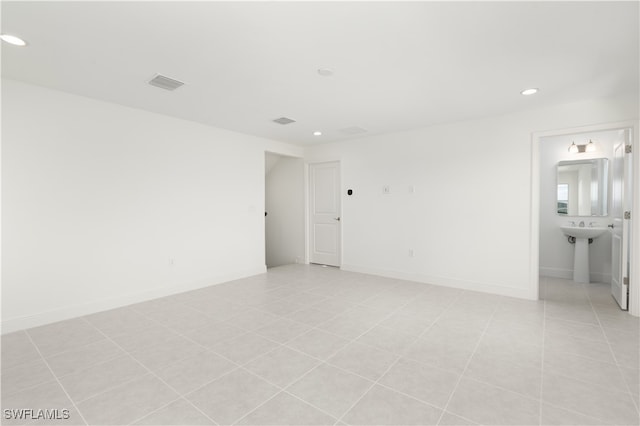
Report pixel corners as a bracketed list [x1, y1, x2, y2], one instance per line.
[2, 1, 639, 425]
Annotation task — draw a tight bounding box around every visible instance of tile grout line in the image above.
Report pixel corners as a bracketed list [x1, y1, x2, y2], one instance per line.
[120, 291, 347, 425]
[23, 332, 90, 426]
[539, 276, 547, 426]
[585, 285, 640, 416]
[331, 289, 466, 426]
[75, 317, 220, 426]
[433, 297, 502, 425]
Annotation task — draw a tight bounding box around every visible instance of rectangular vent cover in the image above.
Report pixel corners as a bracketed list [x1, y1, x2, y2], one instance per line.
[148, 74, 185, 91]
[340, 126, 367, 135]
[273, 117, 296, 125]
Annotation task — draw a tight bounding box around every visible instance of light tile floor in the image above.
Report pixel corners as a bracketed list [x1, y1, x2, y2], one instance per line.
[1, 265, 639, 425]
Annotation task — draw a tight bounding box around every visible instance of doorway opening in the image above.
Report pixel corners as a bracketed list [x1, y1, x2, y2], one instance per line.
[532, 122, 637, 315]
[265, 152, 305, 268]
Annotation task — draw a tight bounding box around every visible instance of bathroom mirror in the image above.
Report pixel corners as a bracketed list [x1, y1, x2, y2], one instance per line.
[557, 158, 608, 216]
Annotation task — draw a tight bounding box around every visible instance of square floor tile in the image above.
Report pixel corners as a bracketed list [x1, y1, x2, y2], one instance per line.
[1, 331, 41, 370]
[27, 318, 104, 357]
[45, 339, 124, 378]
[286, 307, 338, 326]
[183, 321, 247, 348]
[404, 325, 480, 372]
[226, 309, 280, 331]
[254, 318, 311, 343]
[236, 391, 336, 425]
[130, 335, 204, 371]
[155, 351, 237, 395]
[544, 349, 626, 392]
[286, 329, 350, 360]
[286, 363, 373, 418]
[379, 357, 460, 408]
[58, 355, 148, 403]
[328, 341, 398, 381]
[464, 352, 542, 399]
[1, 358, 55, 397]
[210, 332, 280, 364]
[438, 411, 478, 425]
[1, 381, 80, 425]
[109, 324, 179, 353]
[84, 306, 156, 336]
[541, 371, 639, 425]
[540, 403, 613, 425]
[342, 384, 442, 425]
[244, 346, 320, 387]
[76, 374, 179, 425]
[356, 325, 416, 354]
[186, 368, 279, 425]
[545, 331, 616, 364]
[133, 398, 214, 425]
[446, 377, 540, 425]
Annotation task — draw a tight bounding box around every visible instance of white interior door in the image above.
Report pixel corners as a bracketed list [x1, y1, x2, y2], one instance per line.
[309, 162, 341, 266]
[611, 139, 630, 309]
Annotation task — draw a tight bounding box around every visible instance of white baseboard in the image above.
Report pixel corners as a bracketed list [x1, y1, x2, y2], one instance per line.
[341, 264, 533, 300]
[1, 265, 267, 334]
[540, 267, 611, 284]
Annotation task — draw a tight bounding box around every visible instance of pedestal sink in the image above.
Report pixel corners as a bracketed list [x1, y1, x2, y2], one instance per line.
[560, 226, 609, 283]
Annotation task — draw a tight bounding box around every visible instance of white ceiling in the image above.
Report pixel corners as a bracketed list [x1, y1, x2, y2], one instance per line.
[2, 1, 638, 146]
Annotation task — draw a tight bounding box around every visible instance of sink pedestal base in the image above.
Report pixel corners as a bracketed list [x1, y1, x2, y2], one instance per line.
[573, 237, 590, 283]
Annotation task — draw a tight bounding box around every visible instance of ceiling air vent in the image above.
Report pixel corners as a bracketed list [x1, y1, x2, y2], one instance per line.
[340, 126, 367, 135]
[272, 117, 296, 125]
[148, 74, 185, 91]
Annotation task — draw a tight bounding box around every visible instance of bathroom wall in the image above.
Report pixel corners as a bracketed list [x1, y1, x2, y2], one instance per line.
[265, 154, 305, 267]
[539, 130, 622, 283]
[305, 95, 638, 299]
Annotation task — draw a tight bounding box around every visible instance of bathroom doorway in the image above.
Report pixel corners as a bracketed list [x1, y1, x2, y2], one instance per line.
[531, 121, 638, 316]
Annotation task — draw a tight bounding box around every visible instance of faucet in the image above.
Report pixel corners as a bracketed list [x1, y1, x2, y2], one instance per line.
[579, 221, 585, 227]
[589, 222, 597, 227]
[569, 221, 576, 227]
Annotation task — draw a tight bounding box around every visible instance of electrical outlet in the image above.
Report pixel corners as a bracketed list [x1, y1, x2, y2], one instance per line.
[383, 185, 390, 194]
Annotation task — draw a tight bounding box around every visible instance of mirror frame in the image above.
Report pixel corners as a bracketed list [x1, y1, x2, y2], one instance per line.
[556, 158, 608, 217]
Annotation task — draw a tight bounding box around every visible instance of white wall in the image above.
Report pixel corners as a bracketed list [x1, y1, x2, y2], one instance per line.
[305, 95, 638, 299]
[539, 130, 621, 282]
[265, 155, 305, 267]
[1, 79, 302, 333]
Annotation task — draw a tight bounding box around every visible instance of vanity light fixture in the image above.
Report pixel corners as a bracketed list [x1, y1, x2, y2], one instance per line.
[0, 34, 27, 46]
[568, 140, 596, 153]
[521, 88, 538, 96]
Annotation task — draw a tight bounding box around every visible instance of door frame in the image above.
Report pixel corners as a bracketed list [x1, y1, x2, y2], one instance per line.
[530, 120, 639, 316]
[305, 160, 342, 267]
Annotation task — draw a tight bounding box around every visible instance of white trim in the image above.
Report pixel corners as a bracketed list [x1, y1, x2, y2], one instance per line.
[530, 120, 640, 317]
[342, 264, 532, 300]
[1, 266, 266, 334]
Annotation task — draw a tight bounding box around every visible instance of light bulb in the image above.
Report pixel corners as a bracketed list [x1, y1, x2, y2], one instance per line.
[568, 142, 579, 153]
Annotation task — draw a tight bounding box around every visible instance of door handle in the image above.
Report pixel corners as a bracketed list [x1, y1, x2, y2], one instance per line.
[334, 217, 341, 221]
[608, 224, 614, 229]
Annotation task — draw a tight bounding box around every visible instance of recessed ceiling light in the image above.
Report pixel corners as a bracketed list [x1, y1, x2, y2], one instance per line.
[317, 68, 334, 77]
[521, 88, 538, 96]
[0, 34, 27, 46]
[313, 131, 323, 136]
